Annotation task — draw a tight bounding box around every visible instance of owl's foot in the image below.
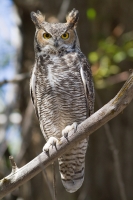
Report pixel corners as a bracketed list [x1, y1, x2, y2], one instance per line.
[62, 122, 78, 141]
[43, 137, 58, 152]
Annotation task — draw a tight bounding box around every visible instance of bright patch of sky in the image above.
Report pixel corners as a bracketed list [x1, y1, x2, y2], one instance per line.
[0, 0, 22, 105]
[0, 0, 22, 155]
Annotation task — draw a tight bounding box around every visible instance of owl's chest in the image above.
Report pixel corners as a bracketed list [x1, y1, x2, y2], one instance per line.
[36, 54, 82, 92]
[34, 53, 87, 132]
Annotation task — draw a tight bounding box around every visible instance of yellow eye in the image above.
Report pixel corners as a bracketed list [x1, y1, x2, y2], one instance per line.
[43, 33, 52, 39]
[61, 32, 69, 40]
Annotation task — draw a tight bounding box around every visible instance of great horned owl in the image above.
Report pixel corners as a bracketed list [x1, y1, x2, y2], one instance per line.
[30, 9, 95, 193]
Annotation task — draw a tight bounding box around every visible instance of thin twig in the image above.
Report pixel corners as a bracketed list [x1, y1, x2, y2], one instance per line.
[42, 169, 54, 200]
[37, 153, 54, 200]
[53, 162, 56, 200]
[9, 156, 18, 173]
[96, 92, 127, 200]
[9, 156, 17, 169]
[0, 71, 133, 199]
[105, 125, 127, 200]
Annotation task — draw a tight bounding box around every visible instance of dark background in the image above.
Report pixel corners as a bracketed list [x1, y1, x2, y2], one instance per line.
[0, 0, 133, 199]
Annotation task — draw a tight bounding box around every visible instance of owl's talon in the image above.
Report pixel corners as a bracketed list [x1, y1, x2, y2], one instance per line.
[63, 132, 68, 139]
[43, 137, 58, 152]
[62, 122, 78, 141]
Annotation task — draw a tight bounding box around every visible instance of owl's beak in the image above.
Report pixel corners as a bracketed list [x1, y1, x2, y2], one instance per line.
[54, 40, 59, 48]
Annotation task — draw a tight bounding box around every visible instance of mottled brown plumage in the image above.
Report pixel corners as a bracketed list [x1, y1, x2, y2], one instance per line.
[30, 8, 95, 193]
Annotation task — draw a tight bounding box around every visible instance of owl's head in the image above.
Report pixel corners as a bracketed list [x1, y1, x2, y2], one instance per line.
[31, 9, 80, 55]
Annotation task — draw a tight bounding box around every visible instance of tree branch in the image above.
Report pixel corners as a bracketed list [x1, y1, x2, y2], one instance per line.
[0, 73, 30, 87]
[0, 70, 133, 199]
[106, 71, 129, 85]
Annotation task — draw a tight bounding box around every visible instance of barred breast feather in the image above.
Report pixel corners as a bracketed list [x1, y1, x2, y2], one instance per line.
[30, 50, 94, 192]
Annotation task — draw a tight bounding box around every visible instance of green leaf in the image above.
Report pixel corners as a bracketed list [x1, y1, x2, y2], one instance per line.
[87, 8, 96, 20]
[113, 52, 126, 63]
[88, 52, 99, 63]
[95, 79, 106, 89]
[127, 48, 133, 57]
[110, 65, 120, 74]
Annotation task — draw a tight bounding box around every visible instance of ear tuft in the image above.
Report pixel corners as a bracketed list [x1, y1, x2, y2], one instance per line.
[37, 10, 42, 15]
[66, 8, 79, 28]
[31, 11, 45, 26]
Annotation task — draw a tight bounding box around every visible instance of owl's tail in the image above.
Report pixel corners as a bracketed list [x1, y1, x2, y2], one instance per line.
[58, 139, 88, 193]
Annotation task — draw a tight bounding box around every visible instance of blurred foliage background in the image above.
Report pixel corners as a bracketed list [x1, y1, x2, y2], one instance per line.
[0, 0, 133, 200]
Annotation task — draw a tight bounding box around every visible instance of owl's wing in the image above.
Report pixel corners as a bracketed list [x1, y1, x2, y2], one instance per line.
[80, 56, 95, 117]
[30, 63, 48, 139]
[30, 64, 39, 119]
